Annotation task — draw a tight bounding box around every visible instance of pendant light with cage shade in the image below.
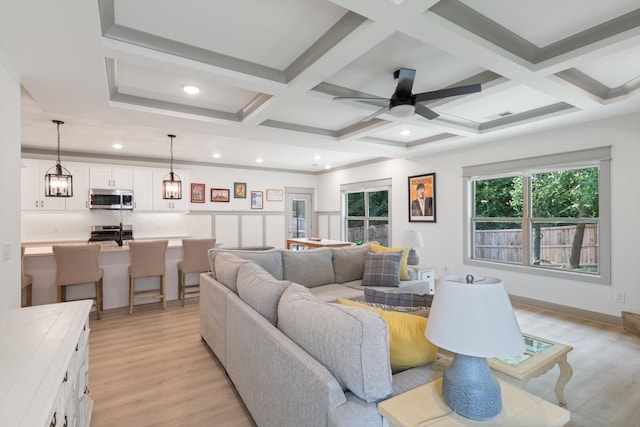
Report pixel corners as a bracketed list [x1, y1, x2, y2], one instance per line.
[45, 120, 73, 197]
[162, 134, 182, 199]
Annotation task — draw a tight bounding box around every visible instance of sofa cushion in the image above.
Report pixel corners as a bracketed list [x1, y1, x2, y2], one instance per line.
[364, 287, 434, 308]
[209, 248, 283, 280]
[331, 243, 371, 283]
[237, 262, 291, 325]
[281, 248, 335, 288]
[362, 251, 401, 287]
[370, 243, 410, 281]
[337, 297, 438, 373]
[214, 252, 251, 293]
[278, 284, 393, 403]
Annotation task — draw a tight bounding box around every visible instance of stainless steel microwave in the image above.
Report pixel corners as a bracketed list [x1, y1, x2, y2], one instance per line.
[89, 188, 134, 210]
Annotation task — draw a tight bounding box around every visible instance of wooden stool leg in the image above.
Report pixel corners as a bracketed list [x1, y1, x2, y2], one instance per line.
[161, 275, 166, 310]
[95, 280, 101, 320]
[177, 268, 183, 301]
[129, 276, 135, 315]
[180, 272, 186, 307]
[26, 285, 32, 307]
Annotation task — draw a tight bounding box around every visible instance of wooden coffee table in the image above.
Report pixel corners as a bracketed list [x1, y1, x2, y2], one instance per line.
[488, 333, 573, 407]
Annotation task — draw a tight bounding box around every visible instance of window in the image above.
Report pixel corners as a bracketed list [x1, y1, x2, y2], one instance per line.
[342, 179, 391, 246]
[463, 147, 610, 284]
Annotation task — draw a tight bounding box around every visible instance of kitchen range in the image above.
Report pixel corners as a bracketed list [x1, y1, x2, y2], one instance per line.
[88, 224, 133, 246]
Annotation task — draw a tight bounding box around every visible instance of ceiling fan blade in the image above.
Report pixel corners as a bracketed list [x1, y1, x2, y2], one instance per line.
[414, 83, 481, 102]
[333, 96, 389, 103]
[414, 103, 439, 120]
[394, 68, 416, 97]
[362, 105, 389, 122]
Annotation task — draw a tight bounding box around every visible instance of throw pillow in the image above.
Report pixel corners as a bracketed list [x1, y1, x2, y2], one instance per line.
[337, 297, 439, 373]
[362, 251, 401, 287]
[281, 248, 334, 288]
[356, 300, 430, 318]
[370, 243, 410, 280]
[364, 287, 434, 308]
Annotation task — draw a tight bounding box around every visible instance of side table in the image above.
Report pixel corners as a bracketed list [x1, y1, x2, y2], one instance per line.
[407, 264, 435, 294]
[378, 377, 570, 427]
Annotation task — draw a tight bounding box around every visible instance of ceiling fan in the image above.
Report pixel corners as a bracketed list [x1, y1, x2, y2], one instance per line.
[334, 68, 481, 122]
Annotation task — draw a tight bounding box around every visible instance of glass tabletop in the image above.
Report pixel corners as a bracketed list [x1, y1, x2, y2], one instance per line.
[496, 335, 553, 366]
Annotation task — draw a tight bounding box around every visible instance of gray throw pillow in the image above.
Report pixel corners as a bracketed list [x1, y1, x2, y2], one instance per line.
[364, 287, 434, 308]
[362, 251, 401, 287]
[356, 300, 431, 318]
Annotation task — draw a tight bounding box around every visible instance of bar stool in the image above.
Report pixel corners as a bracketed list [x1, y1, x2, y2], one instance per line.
[128, 240, 168, 314]
[52, 243, 103, 319]
[21, 245, 33, 307]
[178, 238, 216, 306]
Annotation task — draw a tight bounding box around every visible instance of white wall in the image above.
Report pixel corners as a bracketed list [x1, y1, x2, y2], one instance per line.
[317, 113, 640, 318]
[0, 49, 21, 310]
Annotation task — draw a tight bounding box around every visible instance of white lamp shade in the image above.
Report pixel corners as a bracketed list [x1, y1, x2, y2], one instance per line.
[403, 230, 424, 248]
[425, 278, 524, 358]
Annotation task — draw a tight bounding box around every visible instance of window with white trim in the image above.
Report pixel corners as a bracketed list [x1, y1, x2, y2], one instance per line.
[342, 179, 391, 246]
[463, 147, 610, 285]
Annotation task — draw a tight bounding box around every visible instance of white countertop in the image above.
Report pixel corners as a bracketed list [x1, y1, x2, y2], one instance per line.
[23, 239, 185, 256]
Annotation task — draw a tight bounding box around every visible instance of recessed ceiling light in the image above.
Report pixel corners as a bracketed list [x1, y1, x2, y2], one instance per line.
[182, 84, 200, 95]
[314, 155, 321, 161]
[256, 158, 264, 164]
[325, 164, 331, 169]
[112, 143, 122, 149]
[400, 129, 411, 136]
[212, 153, 221, 159]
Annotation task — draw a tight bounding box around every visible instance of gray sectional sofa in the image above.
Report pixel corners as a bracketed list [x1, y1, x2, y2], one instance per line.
[199, 244, 444, 427]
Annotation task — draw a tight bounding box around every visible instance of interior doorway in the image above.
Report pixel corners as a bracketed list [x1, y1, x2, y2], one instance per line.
[285, 189, 313, 242]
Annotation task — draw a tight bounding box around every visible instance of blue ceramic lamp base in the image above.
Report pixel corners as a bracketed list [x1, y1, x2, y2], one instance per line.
[442, 353, 502, 421]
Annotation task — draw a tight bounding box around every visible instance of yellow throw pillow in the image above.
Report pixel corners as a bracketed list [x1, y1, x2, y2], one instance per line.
[370, 243, 410, 281]
[337, 298, 438, 373]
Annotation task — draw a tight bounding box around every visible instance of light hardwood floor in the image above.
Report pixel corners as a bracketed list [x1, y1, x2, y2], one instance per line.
[88, 299, 640, 427]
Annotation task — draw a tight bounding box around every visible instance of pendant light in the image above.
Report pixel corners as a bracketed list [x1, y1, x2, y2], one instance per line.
[45, 120, 73, 197]
[162, 134, 182, 199]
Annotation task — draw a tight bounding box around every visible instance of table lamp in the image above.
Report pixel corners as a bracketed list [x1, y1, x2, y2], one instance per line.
[424, 275, 525, 421]
[403, 230, 424, 265]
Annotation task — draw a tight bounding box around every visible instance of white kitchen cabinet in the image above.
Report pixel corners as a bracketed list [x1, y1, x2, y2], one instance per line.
[152, 169, 189, 211]
[89, 166, 133, 189]
[64, 163, 90, 211]
[21, 160, 66, 211]
[0, 301, 93, 427]
[132, 169, 153, 211]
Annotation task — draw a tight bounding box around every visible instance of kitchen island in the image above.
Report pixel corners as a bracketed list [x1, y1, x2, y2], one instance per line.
[23, 240, 202, 310]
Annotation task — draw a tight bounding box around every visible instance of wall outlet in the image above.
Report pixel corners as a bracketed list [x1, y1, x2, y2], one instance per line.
[614, 291, 626, 304]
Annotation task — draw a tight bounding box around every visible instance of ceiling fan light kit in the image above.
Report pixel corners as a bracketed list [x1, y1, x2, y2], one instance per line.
[335, 68, 481, 122]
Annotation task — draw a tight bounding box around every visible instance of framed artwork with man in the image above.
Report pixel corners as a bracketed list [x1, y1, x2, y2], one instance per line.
[409, 173, 436, 222]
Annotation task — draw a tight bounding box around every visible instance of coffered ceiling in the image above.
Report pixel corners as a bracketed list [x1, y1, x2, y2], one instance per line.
[1, 0, 639, 172]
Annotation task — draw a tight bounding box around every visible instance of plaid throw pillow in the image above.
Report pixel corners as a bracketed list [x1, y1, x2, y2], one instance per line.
[357, 300, 430, 318]
[362, 251, 401, 287]
[364, 287, 434, 308]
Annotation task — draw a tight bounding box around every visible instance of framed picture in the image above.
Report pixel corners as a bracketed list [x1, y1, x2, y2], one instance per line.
[408, 173, 436, 222]
[210, 188, 230, 202]
[251, 191, 263, 209]
[234, 182, 247, 198]
[190, 183, 205, 203]
[266, 188, 283, 201]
